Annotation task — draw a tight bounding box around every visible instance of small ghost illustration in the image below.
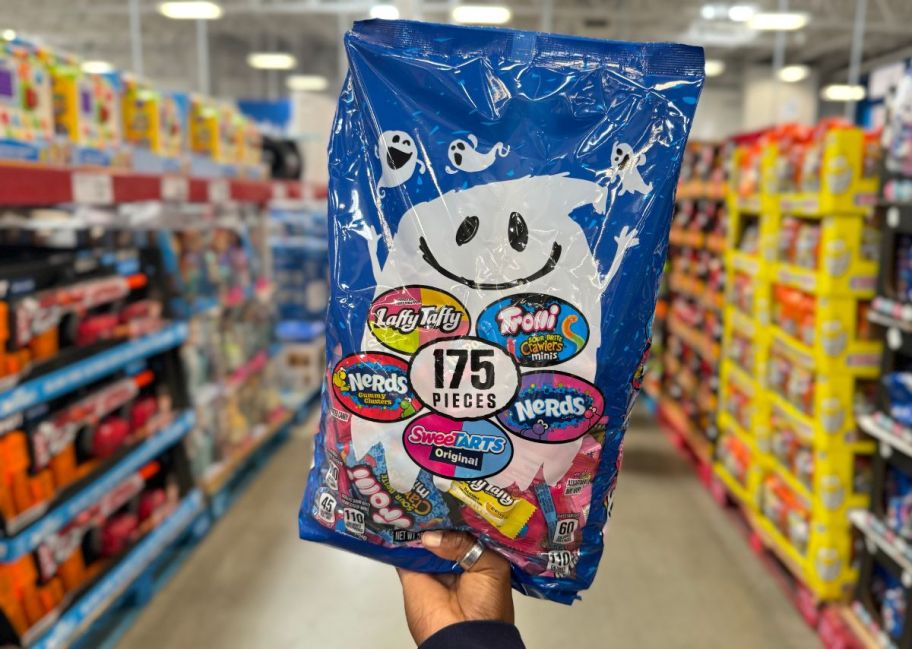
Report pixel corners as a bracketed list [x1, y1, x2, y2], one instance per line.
[608, 142, 653, 196]
[445, 134, 510, 174]
[376, 130, 426, 193]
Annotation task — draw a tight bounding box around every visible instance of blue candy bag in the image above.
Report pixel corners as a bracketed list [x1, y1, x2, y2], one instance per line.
[299, 19, 704, 603]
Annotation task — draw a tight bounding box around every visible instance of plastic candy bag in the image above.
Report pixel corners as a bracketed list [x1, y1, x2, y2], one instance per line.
[299, 19, 704, 603]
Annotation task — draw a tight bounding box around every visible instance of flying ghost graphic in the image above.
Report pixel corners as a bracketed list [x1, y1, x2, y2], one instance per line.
[445, 134, 510, 174]
[376, 130, 425, 193]
[352, 174, 639, 493]
[608, 142, 653, 196]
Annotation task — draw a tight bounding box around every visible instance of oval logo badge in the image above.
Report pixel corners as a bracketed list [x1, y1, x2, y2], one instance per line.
[368, 286, 471, 354]
[476, 294, 589, 367]
[408, 337, 520, 420]
[403, 414, 513, 479]
[496, 371, 603, 443]
[332, 353, 422, 422]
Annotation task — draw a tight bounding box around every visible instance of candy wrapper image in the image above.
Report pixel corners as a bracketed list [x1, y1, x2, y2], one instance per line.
[299, 19, 704, 603]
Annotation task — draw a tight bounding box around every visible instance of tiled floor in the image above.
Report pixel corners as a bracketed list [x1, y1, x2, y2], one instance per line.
[120, 410, 819, 648]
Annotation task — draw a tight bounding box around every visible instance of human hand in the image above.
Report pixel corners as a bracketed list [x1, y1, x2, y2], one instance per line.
[397, 531, 514, 646]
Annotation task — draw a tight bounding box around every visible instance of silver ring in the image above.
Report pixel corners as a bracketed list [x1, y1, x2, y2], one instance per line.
[457, 540, 486, 572]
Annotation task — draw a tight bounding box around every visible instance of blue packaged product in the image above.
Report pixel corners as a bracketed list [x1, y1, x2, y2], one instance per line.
[299, 19, 704, 603]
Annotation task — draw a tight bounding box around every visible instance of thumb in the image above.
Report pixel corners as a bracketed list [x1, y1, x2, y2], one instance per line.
[421, 531, 504, 575]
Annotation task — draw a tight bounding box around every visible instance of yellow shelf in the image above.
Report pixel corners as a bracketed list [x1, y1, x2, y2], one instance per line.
[769, 324, 881, 378]
[730, 251, 762, 278]
[713, 460, 755, 508]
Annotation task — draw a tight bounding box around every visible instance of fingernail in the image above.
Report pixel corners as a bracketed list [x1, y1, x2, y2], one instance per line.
[422, 531, 443, 548]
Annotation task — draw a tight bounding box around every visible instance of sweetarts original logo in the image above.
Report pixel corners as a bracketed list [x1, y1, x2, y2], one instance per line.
[403, 414, 513, 480]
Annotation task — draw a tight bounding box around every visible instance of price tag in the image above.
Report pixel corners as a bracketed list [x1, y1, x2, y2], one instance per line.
[272, 182, 288, 201]
[71, 172, 114, 205]
[208, 179, 230, 204]
[161, 176, 189, 202]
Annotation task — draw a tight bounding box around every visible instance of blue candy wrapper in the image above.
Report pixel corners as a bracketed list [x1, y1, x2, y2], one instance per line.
[299, 19, 704, 603]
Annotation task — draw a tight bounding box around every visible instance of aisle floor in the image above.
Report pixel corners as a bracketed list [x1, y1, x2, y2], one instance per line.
[120, 411, 820, 648]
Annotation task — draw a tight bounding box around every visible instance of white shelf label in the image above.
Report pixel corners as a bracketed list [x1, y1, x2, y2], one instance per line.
[272, 183, 288, 201]
[161, 176, 189, 202]
[208, 179, 230, 204]
[71, 172, 114, 205]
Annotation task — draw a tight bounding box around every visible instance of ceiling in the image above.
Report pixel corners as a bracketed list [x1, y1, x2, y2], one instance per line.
[4, 0, 912, 100]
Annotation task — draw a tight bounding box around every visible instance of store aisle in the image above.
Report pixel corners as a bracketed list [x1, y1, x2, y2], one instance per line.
[120, 410, 819, 649]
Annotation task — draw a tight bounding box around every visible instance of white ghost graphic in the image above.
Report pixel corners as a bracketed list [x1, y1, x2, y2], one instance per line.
[376, 130, 425, 193]
[445, 134, 510, 174]
[608, 142, 653, 196]
[352, 174, 639, 493]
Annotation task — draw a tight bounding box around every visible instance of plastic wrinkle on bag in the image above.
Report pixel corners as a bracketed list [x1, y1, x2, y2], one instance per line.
[299, 19, 704, 603]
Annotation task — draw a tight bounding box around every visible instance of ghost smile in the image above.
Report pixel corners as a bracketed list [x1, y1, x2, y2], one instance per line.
[386, 146, 413, 170]
[418, 237, 562, 290]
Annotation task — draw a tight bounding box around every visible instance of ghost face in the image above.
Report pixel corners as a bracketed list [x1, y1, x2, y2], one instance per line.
[612, 143, 635, 170]
[398, 175, 606, 293]
[377, 130, 424, 190]
[449, 139, 470, 168]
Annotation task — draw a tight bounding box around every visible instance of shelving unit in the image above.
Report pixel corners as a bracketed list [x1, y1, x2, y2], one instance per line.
[654, 141, 728, 476]
[0, 157, 325, 647]
[715, 125, 880, 606]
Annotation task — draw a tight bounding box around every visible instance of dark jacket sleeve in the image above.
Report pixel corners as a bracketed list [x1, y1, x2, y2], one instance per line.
[417, 621, 525, 649]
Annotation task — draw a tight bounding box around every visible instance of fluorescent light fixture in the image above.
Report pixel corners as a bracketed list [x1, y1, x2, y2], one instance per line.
[451, 5, 511, 25]
[158, 1, 223, 20]
[1, 29, 16, 41]
[705, 59, 726, 77]
[370, 4, 400, 20]
[287, 74, 328, 92]
[821, 83, 866, 102]
[81, 60, 115, 74]
[247, 52, 297, 70]
[728, 4, 756, 22]
[748, 11, 809, 31]
[777, 64, 809, 83]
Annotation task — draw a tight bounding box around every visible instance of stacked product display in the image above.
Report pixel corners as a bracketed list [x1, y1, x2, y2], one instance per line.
[0, 35, 264, 178]
[655, 140, 728, 469]
[850, 70, 912, 649]
[715, 121, 881, 607]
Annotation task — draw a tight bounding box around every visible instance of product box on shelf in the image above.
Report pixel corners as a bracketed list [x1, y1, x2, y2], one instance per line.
[0, 361, 181, 537]
[0, 246, 165, 390]
[0, 40, 56, 163]
[0, 437, 194, 647]
[120, 75, 186, 174]
[45, 53, 125, 167]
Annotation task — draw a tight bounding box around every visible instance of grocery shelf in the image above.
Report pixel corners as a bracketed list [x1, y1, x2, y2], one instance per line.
[0, 410, 195, 560]
[749, 511, 813, 593]
[668, 272, 724, 311]
[842, 603, 892, 649]
[657, 398, 713, 466]
[0, 162, 314, 206]
[769, 325, 881, 377]
[27, 489, 208, 649]
[850, 509, 912, 579]
[667, 315, 720, 362]
[201, 406, 296, 496]
[729, 251, 762, 277]
[713, 460, 755, 508]
[0, 323, 188, 419]
[858, 412, 912, 460]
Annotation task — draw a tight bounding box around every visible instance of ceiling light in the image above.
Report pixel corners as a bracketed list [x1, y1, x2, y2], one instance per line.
[287, 74, 328, 92]
[1, 30, 16, 41]
[821, 84, 866, 102]
[451, 5, 511, 25]
[247, 52, 297, 70]
[158, 1, 223, 20]
[701, 4, 729, 20]
[748, 11, 809, 31]
[777, 64, 809, 83]
[370, 4, 400, 20]
[81, 60, 115, 74]
[705, 59, 726, 77]
[728, 4, 756, 22]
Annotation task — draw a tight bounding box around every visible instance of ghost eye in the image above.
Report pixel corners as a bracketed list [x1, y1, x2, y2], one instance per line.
[403, 139, 411, 146]
[508, 212, 528, 252]
[392, 134, 400, 143]
[457, 142, 465, 150]
[616, 147, 623, 155]
[455, 216, 479, 246]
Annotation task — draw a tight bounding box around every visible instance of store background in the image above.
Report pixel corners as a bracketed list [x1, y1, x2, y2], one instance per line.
[0, 1, 911, 648]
